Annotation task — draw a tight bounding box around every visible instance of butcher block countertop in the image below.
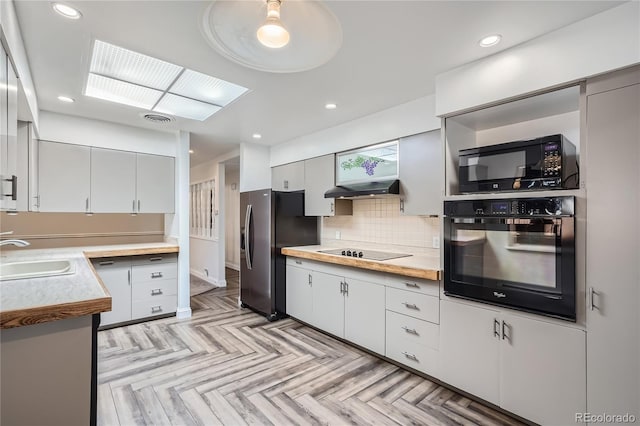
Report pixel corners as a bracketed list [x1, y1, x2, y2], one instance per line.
[0, 241, 179, 329]
[281, 245, 441, 281]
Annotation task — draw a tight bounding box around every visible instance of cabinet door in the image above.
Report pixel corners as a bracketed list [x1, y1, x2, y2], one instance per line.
[344, 278, 385, 354]
[38, 141, 91, 212]
[16, 122, 29, 212]
[91, 148, 136, 213]
[311, 271, 344, 337]
[93, 258, 132, 326]
[136, 153, 174, 213]
[500, 314, 586, 425]
[586, 75, 640, 418]
[272, 161, 304, 192]
[286, 265, 313, 323]
[398, 130, 442, 216]
[304, 154, 335, 216]
[439, 299, 500, 405]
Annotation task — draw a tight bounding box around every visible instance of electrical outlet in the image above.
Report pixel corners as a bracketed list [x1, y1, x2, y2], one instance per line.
[432, 236, 440, 249]
[335, 231, 341, 240]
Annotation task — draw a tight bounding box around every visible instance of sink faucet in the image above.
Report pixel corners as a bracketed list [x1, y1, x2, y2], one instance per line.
[0, 231, 30, 248]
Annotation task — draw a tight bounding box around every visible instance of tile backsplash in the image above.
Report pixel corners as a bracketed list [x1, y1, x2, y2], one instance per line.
[322, 198, 440, 255]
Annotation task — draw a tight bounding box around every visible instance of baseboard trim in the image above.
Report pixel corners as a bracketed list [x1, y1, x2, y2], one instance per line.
[176, 307, 192, 319]
[225, 262, 240, 271]
[189, 269, 217, 285]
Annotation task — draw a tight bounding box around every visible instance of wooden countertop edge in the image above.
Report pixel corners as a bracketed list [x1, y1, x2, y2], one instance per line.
[83, 245, 179, 258]
[282, 248, 441, 281]
[0, 296, 112, 329]
[1, 245, 179, 329]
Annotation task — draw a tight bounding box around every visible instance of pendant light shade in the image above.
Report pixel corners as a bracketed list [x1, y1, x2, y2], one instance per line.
[257, 0, 290, 48]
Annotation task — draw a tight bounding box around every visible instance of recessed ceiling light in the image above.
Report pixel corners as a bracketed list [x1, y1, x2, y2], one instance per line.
[252, 133, 262, 139]
[189, 149, 194, 154]
[52, 3, 82, 19]
[325, 103, 337, 110]
[479, 34, 502, 47]
[57, 95, 75, 103]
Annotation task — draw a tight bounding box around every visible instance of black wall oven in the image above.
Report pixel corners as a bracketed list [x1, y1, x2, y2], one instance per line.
[444, 196, 576, 321]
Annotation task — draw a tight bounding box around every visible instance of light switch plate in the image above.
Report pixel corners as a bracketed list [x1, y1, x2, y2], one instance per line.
[335, 231, 341, 240]
[432, 236, 440, 249]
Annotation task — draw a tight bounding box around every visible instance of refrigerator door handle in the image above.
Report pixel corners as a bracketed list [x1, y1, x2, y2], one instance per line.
[245, 204, 253, 270]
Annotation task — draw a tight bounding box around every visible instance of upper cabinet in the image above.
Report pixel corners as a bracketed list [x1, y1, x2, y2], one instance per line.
[136, 153, 175, 213]
[38, 141, 91, 213]
[37, 141, 175, 214]
[271, 161, 305, 192]
[0, 46, 19, 211]
[444, 85, 581, 197]
[91, 148, 136, 213]
[398, 130, 442, 216]
[304, 154, 351, 217]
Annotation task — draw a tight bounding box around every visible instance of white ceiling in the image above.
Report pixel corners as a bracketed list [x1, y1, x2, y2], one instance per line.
[15, 0, 622, 166]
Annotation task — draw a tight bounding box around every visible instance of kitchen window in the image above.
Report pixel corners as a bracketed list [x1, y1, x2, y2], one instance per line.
[190, 179, 216, 239]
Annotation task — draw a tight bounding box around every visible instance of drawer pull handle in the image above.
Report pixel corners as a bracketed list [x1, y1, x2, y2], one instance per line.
[151, 289, 163, 296]
[149, 257, 163, 262]
[98, 261, 114, 266]
[402, 352, 418, 361]
[151, 272, 163, 279]
[404, 282, 419, 288]
[403, 302, 419, 310]
[295, 260, 302, 265]
[151, 306, 162, 313]
[401, 326, 418, 335]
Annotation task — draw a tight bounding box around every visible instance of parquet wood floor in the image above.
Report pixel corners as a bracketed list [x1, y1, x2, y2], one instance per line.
[97, 268, 524, 426]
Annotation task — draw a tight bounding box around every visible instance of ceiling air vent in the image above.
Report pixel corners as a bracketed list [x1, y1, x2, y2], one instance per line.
[141, 113, 174, 124]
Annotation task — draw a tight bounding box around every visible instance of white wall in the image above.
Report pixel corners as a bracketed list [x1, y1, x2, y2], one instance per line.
[38, 111, 177, 157]
[224, 167, 240, 270]
[240, 142, 271, 192]
[0, 0, 38, 128]
[270, 95, 439, 166]
[435, 1, 640, 116]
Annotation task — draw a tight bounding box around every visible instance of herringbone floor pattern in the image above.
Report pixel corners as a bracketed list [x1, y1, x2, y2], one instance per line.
[97, 269, 524, 426]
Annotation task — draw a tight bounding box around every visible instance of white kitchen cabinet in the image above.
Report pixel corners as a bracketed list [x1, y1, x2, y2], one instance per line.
[93, 258, 132, 326]
[304, 154, 352, 216]
[311, 270, 344, 338]
[585, 66, 640, 420]
[272, 161, 305, 192]
[344, 278, 385, 354]
[286, 263, 314, 324]
[386, 310, 439, 376]
[398, 130, 442, 216]
[0, 47, 19, 211]
[92, 253, 178, 328]
[136, 153, 175, 213]
[91, 147, 136, 213]
[440, 299, 586, 425]
[38, 141, 91, 212]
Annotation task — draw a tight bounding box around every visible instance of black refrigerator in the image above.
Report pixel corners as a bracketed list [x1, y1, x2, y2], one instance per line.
[240, 189, 319, 320]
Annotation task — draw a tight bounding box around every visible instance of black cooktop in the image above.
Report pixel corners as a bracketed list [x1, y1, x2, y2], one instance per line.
[318, 248, 412, 261]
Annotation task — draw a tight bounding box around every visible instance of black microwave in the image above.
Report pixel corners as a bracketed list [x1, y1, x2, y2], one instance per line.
[458, 134, 578, 193]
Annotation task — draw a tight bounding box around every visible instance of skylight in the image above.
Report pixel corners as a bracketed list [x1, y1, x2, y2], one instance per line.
[85, 40, 248, 121]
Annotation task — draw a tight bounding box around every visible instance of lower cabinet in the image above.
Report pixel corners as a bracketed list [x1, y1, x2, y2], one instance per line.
[440, 299, 586, 425]
[344, 277, 385, 354]
[285, 264, 313, 324]
[93, 253, 178, 327]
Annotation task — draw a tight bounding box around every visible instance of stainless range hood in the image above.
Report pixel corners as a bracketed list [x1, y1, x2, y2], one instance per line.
[324, 179, 400, 198]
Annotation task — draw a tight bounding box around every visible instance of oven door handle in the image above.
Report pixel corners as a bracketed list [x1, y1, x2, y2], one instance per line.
[451, 217, 560, 225]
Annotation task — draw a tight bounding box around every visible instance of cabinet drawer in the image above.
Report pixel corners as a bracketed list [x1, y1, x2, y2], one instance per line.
[131, 262, 177, 283]
[131, 253, 177, 265]
[386, 318, 439, 377]
[386, 287, 439, 323]
[385, 275, 439, 297]
[286, 257, 312, 268]
[386, 310, 439, 350]
[132, 295, 177, 319]
[132, 278, 177, 301]
[92, 257, 131, 271]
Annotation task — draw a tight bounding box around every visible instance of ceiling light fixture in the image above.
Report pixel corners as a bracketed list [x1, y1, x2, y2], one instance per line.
[257, 0, 290, 49]
[479, 34, 502, 47]
[252, 133, 262, 139]
[52, 2, 82, 19]
[325, 103, 337, 110]
[57, 95, 75, 103]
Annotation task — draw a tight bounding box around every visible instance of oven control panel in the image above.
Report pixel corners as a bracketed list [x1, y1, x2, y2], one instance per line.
[444, 196, 574, 217]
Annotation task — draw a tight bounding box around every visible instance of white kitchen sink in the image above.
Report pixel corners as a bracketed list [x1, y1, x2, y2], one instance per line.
[0, 259, 75, 281]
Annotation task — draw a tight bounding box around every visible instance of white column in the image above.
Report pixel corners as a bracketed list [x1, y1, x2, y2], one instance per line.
[173, 131, 191, 319]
